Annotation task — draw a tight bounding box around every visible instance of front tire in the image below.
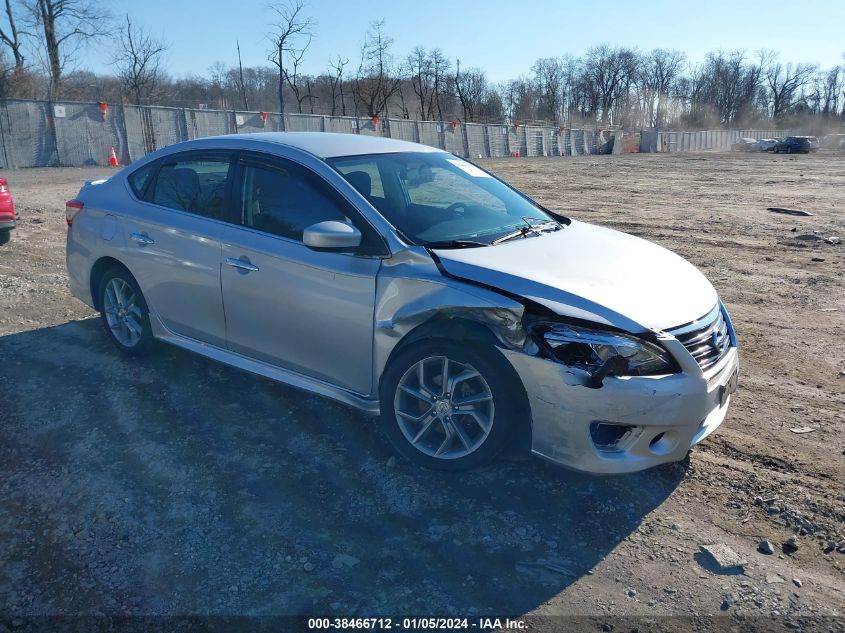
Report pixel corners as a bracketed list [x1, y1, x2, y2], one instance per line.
[0, 230, 10, 246]
[379, 339, 526, 470]
[98, 267, 154, 356]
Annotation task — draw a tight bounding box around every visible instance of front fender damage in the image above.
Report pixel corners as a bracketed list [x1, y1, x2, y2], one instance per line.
[372, 251, 529, 388]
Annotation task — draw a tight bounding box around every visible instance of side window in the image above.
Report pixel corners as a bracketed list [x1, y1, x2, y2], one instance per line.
[127, 162, 155, 197]
[239, 160, 351, 242]
[333, 160, 385, 199]
[150, 156, 232, 220]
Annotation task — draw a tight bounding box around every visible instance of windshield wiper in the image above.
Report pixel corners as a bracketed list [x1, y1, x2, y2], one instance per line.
[491, 219, 561, 245]
[424, 239, 489, 249]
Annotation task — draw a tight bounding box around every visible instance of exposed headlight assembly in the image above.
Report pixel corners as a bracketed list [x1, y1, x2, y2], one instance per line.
[534, 322, 674, 384]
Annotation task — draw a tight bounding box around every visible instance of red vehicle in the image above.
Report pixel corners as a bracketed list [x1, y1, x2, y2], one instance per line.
[0, 176, 15, 245]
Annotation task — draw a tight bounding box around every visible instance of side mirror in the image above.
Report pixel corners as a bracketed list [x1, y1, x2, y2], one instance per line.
[303, 221, 362, 251]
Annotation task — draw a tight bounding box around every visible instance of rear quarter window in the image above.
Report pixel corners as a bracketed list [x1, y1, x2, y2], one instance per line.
[127, 163, 155, 198]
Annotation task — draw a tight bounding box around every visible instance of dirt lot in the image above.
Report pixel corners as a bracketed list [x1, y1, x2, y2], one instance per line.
[1, 152, 843, 630]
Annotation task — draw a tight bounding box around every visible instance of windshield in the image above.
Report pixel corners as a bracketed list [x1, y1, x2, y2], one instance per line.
[327, 152, 558, 246]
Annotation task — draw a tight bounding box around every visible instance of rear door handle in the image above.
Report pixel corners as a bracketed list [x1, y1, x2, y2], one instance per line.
[129, 232, 155, 246]
[226, 257, 259, 273]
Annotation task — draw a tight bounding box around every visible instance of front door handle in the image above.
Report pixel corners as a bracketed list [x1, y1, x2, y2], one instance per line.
[129, 232, 155, 246]
[226, 257, 259, 273]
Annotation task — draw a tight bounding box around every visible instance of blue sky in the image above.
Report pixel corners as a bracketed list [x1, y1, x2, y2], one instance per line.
[78, 0, 844, 81]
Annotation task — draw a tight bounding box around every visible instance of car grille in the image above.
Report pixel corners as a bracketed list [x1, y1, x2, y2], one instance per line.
[669, 306, 732, 372]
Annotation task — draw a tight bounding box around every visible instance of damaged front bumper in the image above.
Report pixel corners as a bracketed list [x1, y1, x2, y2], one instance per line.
[500, 342, 739, 474]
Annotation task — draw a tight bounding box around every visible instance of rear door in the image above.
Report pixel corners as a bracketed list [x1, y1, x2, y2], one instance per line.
[119, 150, 234, 347]
[219, 153, 383, 395]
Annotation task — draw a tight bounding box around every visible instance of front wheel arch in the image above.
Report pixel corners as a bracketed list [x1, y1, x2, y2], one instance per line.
[379, 331, 533, 468]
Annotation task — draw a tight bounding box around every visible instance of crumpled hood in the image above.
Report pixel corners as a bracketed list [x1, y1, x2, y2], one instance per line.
[433, 220, 718, 332]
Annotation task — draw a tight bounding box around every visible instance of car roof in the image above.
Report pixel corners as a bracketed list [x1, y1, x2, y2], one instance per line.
[204, 131, 446, 159]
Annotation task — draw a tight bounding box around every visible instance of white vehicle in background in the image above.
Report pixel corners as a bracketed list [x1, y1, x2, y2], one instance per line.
[754, 138, 778, 152]
[820, 134, 845, 150]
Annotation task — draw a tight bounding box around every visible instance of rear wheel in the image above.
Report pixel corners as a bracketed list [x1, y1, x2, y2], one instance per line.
[786, 146, 792, 154]
[0, 230, 9, 246]
[98, 267, 154, 356]
[379, 339, 526, 470]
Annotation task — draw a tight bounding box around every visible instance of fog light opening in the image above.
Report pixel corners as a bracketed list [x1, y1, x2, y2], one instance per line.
[649, 431, 679, 455]
[590, 422, 636, 452]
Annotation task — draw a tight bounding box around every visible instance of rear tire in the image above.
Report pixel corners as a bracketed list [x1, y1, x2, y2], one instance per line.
[0, 230, 9, 246]
[379, 338, 527, 470]
[786, 146, 792, 154]
[98, 267, 154, 356]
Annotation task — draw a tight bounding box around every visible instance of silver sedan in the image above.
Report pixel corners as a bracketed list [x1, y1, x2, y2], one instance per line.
[66, 133, 739, 473]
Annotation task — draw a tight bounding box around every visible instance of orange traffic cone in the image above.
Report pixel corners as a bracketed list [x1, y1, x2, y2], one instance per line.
[108, 146, 120, 167]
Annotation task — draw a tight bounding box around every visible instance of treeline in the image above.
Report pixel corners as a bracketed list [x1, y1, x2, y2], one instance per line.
[1, 1, 844, 131]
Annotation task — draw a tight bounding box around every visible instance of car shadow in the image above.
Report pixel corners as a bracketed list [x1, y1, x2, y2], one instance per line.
[0, 319, 685, 616]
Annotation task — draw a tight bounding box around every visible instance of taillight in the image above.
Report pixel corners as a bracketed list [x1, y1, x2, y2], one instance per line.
[66, 199, 84, 227]
[0, 178, 7, 193]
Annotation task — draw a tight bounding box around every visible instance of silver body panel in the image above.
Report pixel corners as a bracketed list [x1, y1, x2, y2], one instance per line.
[66, 132, 738, 474]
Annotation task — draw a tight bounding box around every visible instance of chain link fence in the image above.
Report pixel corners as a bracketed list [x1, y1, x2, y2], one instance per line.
[0, 97, 682, 169]
[644, 128, 789, 153]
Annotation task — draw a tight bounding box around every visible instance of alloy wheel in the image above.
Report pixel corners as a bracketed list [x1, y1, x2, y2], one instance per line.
[103, 277, 143, 348]
[393, 355, 495, 460]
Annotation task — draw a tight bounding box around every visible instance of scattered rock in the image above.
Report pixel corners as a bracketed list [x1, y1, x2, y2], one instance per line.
[784, 535, 799, 554]
[811, 257, 825, 262]
[793, 578, 802, 587]
[768, 207, 813, 216]
[386, 456, 397, 470]
[824, 236, 841, 244]
[720, 592, 738, 611]
[758, 540, 775, 555]
[789, 426, 816, 434]
[303, 562, 314, 572]
[626, 587, 637, 598]
[766, 573, 786, 584]
[699, 543, 746, 573]
[332, 554, 360, 569]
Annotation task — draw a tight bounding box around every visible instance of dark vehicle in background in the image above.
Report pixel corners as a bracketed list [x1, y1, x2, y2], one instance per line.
[0, 177, 15, 246]
[731, 137, 757, 152]
[773, 136, 815, 154]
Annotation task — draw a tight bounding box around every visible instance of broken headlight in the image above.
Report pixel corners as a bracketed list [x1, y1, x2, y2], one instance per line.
[538, 323, 673, 376]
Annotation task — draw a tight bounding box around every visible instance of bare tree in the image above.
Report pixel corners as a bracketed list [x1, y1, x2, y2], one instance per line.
[327, 54, 347, 115]
[765, 55, 817, 119]
[429, 48, 450, 121]
[0, 0, 25, 73]
[531, 57, 565, 122]
[583, 45, 640, 125]
[407, 46, 434, 118]
[207, 61, 226, 108]
[455, 59, 488, 122]
[283, 40, 314, 113]
[111, 14, 167, 105]
[640, 49, 685, 127]
[352, 20, 401, 119]
[24, 0, 111, 97]
[266, 0, 314, 119]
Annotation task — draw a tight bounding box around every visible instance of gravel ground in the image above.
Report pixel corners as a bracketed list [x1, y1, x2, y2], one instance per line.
[0, 152, 843, 631]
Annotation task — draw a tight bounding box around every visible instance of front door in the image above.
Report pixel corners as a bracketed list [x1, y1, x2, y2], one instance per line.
[220, 154, 382, 395]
